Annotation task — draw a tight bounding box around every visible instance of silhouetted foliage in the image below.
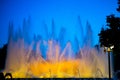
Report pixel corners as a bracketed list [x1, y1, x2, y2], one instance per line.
[117, 0, 120, 12]
[0, 44, 7, 71]
[98, 0, 120, 72]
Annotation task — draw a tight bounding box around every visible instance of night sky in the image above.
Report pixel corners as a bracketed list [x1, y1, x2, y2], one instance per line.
[0, 0, 118, 48]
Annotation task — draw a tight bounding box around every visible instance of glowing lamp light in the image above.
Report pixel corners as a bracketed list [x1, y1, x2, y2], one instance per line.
[107, 48, 111, 52]
[103, 45, 114, 53]
[110, 45, 114, 50]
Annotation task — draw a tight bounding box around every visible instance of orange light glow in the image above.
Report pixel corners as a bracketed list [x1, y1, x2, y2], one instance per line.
[4, 40, 109, 78]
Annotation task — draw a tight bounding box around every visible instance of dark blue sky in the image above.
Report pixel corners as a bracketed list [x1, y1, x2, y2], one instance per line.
[0, 0, 118, 48]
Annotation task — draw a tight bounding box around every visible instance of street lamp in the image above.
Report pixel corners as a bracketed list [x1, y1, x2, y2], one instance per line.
[104, 45, 114, 79]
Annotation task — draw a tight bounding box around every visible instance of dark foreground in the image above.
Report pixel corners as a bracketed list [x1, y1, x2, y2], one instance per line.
[4, 78, 115, 80]
[0, 72, 119, 80]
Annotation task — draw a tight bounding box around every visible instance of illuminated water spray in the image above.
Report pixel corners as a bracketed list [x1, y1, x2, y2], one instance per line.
[4, 17, 109, 78]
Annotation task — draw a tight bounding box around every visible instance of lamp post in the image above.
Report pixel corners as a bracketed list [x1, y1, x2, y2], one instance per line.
[104, 45, 114, 79]
[107, 47, 111, 79]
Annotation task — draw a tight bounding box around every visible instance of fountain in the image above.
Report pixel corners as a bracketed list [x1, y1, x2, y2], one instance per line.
[3, 17, 109, 78]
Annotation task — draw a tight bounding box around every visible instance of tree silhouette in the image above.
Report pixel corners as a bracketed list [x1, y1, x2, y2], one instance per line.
[117, 0, 120, 12]
[98, 0, 120, 72]
[0, 44, 7, 71]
